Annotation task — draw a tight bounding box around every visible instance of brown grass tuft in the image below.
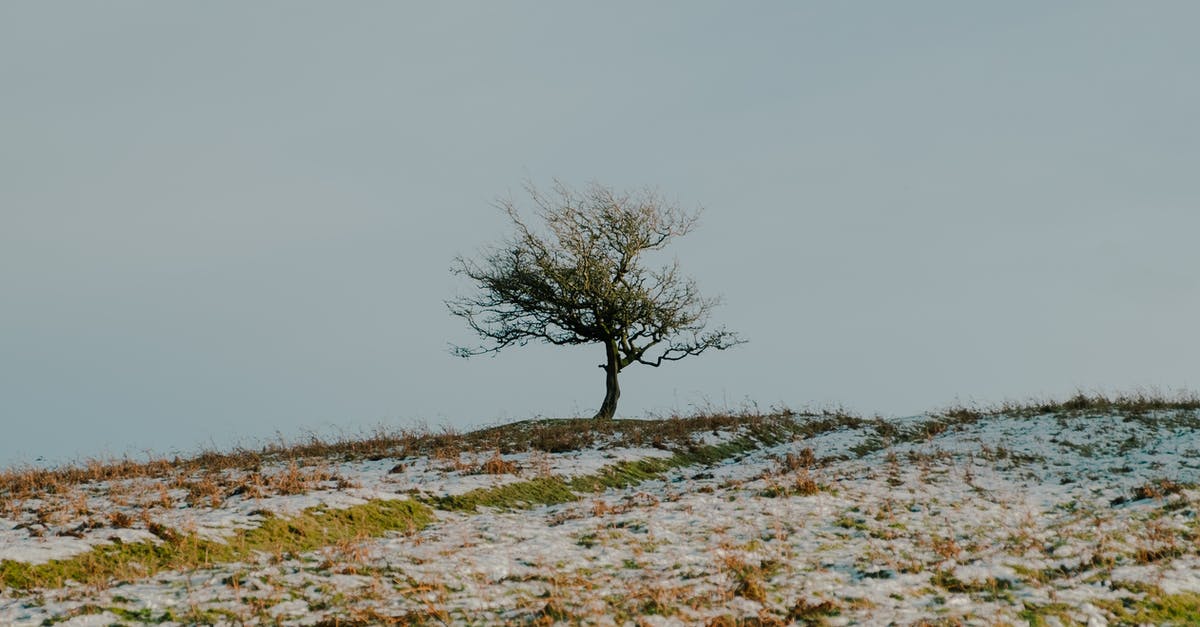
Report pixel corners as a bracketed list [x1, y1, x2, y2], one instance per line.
[722, 554, 769, 604]
[793, 469, 821, 496]
[107, 511, 134, 529]
[788, 597, 842, 621]
[1133, 478, 1187, 501]
[779, 447, 816, 473]
[478, 451, 517, 475]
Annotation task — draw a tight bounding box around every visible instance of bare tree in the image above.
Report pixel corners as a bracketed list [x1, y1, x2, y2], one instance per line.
[448, 181, 744, 420]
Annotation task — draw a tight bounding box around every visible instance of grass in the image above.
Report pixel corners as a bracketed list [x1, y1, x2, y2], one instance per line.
[929, 570, 1015, 601]
[0, 409, 846, 556]
[426, 417, 805, 512]
[309, 609, 450, 627]
[0, 407, 832, 593]
[787, 597, 842, 622]
[722, 554, 770, 604]
[1092, 588, 1200, 624]
[0, 406, 854, 600]
[818, 390, 1200, 463]
[5, 390, 1195, 505]
[0, 408, 817, 499]
[38, 604, 242, 626]
[6, 393, 1200, 622]
[0, 497, 433, 591]
[427, 476, 581, 510]
[937, 389, 1200, 424]
[1018, 602, 1080, 627]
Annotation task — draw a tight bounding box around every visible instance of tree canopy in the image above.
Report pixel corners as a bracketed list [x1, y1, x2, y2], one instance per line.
[448, 181, 743, 419]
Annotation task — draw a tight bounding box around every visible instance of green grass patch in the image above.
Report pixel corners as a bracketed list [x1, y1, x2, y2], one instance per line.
[833, 516, 869, 532]
[1018, 602, 1080, 626]
[37, 604, 243, 626]
[427, 476, 580, 510]
[428, 427, 796, 513]
[0, 498, 433, 591]
[1092, 588, 1200, 624]
[929, 570, 1016, 601]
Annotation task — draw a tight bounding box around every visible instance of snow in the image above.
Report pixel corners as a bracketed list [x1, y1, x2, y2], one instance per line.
[0, 522, 156, 564]
[3, 410, 1200, 624]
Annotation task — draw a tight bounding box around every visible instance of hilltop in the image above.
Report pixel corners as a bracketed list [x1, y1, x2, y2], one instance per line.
[4, 393, 1200, 625]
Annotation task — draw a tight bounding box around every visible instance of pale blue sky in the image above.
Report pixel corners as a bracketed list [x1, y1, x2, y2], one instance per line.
[3, 2, 1198, 465]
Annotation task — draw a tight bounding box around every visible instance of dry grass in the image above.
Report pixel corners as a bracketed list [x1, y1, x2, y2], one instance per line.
[587, 491, 661, 520]
[477, 451, 517, 475]
[0, 406, 819, 592]
[722, 554, 769, 604]
[266, 461, 339, 495]
[0, 458, 349, 548]
[0, 407, 814, 517]
[778, 447, 816, 473]
[7, 394, 1200, 624]
[0, 424, 475, 505]
[2, 498, 434, 591]
[792, 469, 822, 496]
[787, 597, 842, 622]
[930, 535, 963, 563]
[5, 391, 1195, 511]
[184, 476, 224, 508]
[938, 389, 1200, 424]
[1132, 478, 1188, 500]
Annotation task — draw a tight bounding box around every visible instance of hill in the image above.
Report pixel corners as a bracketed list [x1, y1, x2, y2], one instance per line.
[3, 393, 1200, 625]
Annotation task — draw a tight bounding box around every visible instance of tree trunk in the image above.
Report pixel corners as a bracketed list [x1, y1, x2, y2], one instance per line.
[593, 339, 620, 420]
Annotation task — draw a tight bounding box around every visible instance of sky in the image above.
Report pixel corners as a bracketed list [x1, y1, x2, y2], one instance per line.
[2, 2, 1198, 466]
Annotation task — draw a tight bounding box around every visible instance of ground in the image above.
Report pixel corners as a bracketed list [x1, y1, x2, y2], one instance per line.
[3, 395, 1200, 625]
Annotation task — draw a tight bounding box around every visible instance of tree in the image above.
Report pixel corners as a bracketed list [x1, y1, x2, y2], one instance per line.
[448, 181, 744, 420]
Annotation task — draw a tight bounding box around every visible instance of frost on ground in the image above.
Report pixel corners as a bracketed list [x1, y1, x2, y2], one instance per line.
[4, 402, 1200, 625]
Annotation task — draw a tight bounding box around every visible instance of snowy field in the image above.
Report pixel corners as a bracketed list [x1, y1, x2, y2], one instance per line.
[4, 405, 1200, 625]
